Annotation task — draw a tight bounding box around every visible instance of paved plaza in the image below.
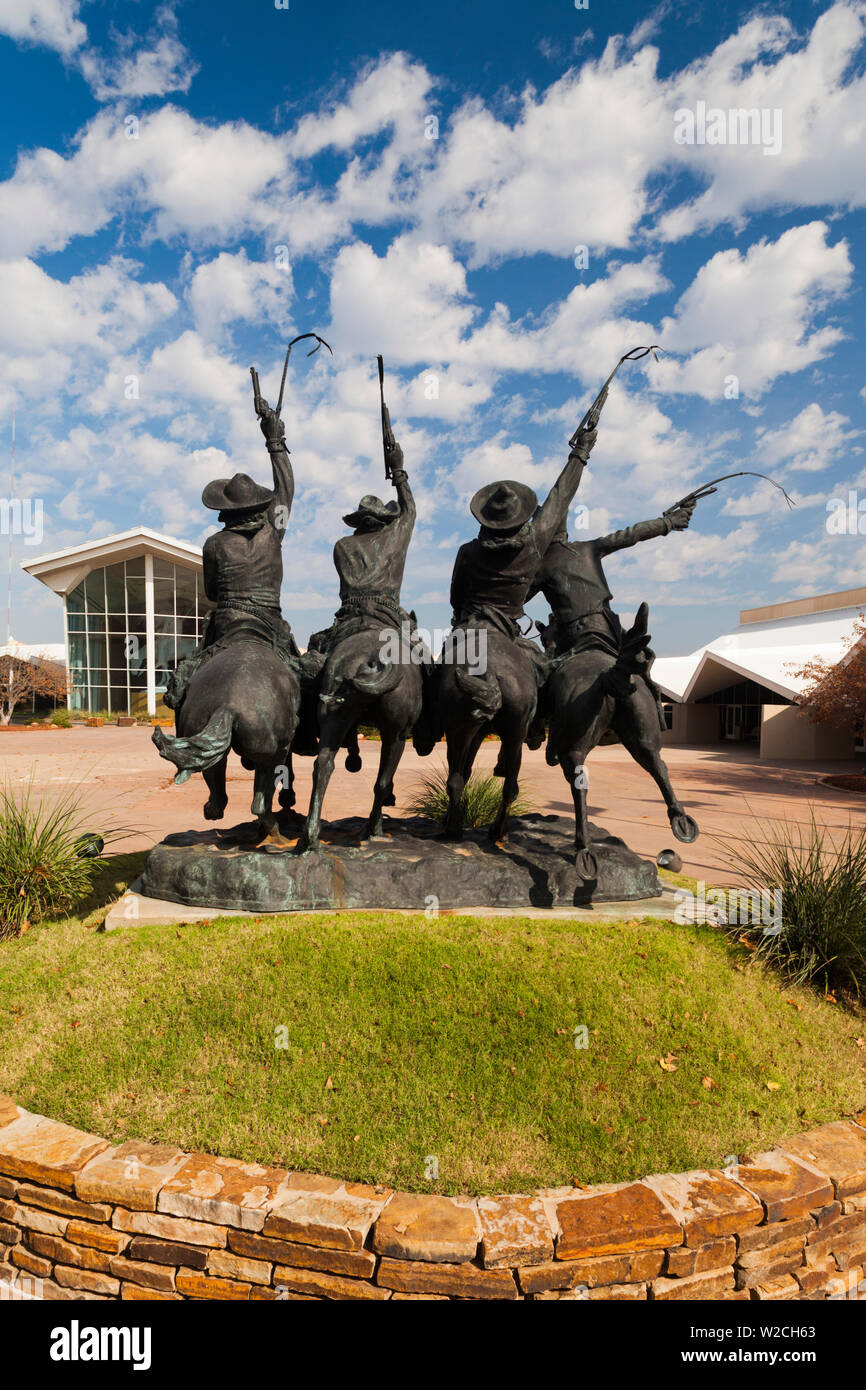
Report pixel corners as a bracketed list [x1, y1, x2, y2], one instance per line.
[2, 727, 863, 884]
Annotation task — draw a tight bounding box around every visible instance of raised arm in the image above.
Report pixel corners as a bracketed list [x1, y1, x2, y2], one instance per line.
[389, 445, 416, 534]
[256, 397, 294, 535]
[596, 498, 695, 556]
[531, 424, 597, 555]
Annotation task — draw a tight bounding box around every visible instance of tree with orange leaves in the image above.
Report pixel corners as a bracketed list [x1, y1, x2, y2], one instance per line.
[0, 655, 67, 726]
[790, 615, 866, 734]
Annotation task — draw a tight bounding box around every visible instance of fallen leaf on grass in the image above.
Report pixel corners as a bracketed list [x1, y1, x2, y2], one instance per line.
[659, 1053, 679, 1072]
[765, 1080, 781, 1091]
[701, 1076, 719, 1090]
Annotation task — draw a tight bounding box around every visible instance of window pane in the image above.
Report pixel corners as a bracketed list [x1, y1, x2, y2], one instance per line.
[66, 583, 85, 615]
[154, 613, 174, 636]
[67, 612, 85, 633]
[175, 566, 197, 616]
[176, 636, 197, 661]
[105, 563, 126, 613]
[153, 578, 174, 615]
[154, 558, 174, 579]
[107, 613, 125, 633]
[109, 681, 129, 714]
[179, 615, 198, 637]
[88, 635, 106, 667]
[155, 635, 175, 667]
[126, 562, 145, 613]
[68, 634, 87, 669]
[89, 677, 107, 711]
[85, 569, 105, 614]
[127, 637, 146, 674]
[108, 636, 128, 668]
[127, 613, 146, 634]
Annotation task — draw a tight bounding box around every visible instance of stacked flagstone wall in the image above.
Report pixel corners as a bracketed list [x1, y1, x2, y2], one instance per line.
[1, 1094, 865, 1301]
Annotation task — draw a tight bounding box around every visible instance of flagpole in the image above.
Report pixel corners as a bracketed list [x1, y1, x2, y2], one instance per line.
[6, 406, 14, 643]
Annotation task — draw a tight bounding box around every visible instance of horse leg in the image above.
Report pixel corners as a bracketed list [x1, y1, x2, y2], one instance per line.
[296, 712, 352, 855]
[277, 750, 295, 809]
[489, 730, 523, 846]
[253, 755, 294, 850]
[615, 693, 699, 844]
[559, 736, 599, 880]
[366, 727, 405, 838]
[440, 725, 475, 840]
[202, 756, 228, 821]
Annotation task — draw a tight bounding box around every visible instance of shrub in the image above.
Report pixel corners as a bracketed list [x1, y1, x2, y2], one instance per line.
[406, 762, 535, 828]
[0, 780, 103, 939]
[51, 710, 72, 728]
[719, 812, 866, 995]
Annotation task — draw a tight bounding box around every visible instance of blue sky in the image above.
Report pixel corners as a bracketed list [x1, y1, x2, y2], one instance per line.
[1, 0, 865, 655]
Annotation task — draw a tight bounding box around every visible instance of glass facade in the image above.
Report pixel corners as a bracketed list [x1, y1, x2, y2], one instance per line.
[66, 557, 211, 715]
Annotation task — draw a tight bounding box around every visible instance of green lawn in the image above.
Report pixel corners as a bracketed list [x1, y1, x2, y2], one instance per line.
[1, 856, 864, 1195]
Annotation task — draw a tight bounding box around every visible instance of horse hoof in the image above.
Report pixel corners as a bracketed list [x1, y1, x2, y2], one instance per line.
[670, 812, 699, 844]
[544, 742, 558, 767]
[345, 753, 362, 773]
[575, 848, 598, 880]
[203, 799, 226, 821]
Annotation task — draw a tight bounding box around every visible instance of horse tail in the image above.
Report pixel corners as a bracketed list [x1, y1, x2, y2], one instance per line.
[152, 708, 234, 785]
[319, 657, 402, 712]
[455, 666, 502, 723]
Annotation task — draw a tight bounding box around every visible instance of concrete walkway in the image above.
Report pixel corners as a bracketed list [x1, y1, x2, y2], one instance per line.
[2, 726, 864, 884]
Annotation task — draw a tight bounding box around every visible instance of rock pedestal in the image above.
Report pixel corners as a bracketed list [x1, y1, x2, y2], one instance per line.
[137, 813, 661, 913]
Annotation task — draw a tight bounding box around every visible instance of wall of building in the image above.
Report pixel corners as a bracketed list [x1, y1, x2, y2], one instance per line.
[662, 703, 721, 745]
[760, 705, 856, 761]
[2, 1096, 865, 1301]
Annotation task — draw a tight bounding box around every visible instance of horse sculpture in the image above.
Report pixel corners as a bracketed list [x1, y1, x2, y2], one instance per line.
[153, 641, 301, 846]
[296, 630, 422, 852]
[542, 603, 698, 879]
[296, 367, 422, 855]
[436, 628, 538, 843]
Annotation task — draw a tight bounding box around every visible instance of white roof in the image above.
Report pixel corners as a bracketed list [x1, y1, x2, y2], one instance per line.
[0, 637, 65, 663]
[21, 527, 202, 597]
[654, 603, 865, 702]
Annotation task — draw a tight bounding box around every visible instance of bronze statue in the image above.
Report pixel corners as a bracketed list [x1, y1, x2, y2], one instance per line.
[151, 338, 332, 841]
[531, 499, 700, 879]
[296, 359, 423, 854]
[433, 420, 597, 843]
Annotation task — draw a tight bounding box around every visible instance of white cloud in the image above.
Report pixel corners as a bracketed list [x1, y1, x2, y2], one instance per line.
[188, 251, 293, 342]
[79, 6, 197, 102]
[755, 402, 862, 473]
[654, 223, 852, 399]
[0, 0, 85, 55]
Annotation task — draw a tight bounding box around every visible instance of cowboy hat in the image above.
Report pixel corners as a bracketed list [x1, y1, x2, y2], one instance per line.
[202, 473, 275, 512]
[342, 495, 399, 528]
[470, 480, 538, 531]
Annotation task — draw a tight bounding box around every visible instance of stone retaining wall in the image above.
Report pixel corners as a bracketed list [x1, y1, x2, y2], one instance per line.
[1, 1094, 865, 1301]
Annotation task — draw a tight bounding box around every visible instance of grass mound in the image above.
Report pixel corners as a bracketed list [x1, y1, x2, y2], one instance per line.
[2, 895, 863, 1195]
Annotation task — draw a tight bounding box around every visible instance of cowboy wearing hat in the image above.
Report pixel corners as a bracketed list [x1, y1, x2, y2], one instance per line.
[527, 496, 696, 742]
[307, 444, 417, 656]
[165, 396, 298, 711]
[447, 422, 597, 745]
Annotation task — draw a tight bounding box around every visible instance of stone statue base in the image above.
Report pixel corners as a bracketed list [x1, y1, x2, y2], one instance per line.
[137, 813, 662, 913]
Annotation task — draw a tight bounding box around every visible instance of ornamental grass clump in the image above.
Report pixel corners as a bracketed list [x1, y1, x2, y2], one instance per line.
[719, 812, 866, 996]
[0, 779, 103, 939]
[406, 762, 535, 828]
